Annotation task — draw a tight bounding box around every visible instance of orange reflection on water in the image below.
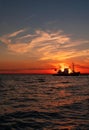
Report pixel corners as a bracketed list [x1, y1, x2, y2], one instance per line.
[58, 89, 71, 98]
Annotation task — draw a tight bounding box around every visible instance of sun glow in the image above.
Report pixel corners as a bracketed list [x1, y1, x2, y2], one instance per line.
[60, 63, 72, 73]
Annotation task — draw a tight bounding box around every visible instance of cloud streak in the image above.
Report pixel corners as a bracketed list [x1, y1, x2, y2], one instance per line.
[8, 29, 25, 38]
[0, 28, 89, 62]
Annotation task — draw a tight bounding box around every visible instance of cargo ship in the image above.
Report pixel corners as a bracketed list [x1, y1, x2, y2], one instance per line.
[53, 63, 80, 76]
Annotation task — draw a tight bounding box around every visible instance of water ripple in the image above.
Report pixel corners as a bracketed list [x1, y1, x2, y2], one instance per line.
[0, 74, 89, 129]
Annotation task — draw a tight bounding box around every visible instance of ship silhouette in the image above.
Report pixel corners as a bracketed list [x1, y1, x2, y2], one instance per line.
[53, 63, 80, 76]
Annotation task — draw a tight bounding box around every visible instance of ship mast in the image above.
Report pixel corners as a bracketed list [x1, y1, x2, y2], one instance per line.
[72, 63, 75, 73]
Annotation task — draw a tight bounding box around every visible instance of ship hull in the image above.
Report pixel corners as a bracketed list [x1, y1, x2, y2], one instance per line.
[53, 72, 80, 76]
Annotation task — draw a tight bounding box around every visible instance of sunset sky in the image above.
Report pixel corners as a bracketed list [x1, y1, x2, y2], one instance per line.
[0, 0, 89, 74]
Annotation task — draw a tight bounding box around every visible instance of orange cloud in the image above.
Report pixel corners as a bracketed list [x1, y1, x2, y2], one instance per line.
[0, 28, 89, 74]
[8, 29, 25, 37]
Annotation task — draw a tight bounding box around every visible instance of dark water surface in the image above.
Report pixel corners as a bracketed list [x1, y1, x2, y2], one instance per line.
[0, 74, 89, 130]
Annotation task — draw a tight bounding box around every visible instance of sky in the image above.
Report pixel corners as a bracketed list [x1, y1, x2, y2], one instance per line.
[0, 0, 89, 74]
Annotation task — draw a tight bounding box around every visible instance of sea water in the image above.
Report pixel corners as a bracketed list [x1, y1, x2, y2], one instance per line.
[0, 74, 89, 130]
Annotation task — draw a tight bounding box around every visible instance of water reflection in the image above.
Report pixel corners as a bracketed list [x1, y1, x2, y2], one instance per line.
[0, 74, 89, 129]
